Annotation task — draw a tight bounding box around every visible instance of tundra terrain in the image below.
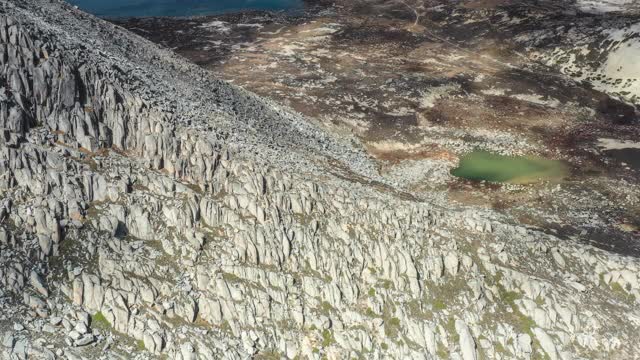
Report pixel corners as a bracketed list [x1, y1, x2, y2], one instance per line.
[1, 1, 640, 360]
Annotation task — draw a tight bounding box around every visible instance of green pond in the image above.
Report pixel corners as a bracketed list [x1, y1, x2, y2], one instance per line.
[451, 151, 567, 184]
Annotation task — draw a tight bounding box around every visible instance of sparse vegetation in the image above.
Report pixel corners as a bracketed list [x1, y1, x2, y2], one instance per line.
[500, 290, 522, 306]
[432, 299, 446, 311]
[437, 343, 449, 358]
[255, 350, 283, 360]
[365, 308, 376, 317]
[321, 329, 335, 347]
[516, 313, 537, 336]
[444, 317, 459, 343]
[381, 280, 393, 290]
[610, 282, 634, 302]
[221, 272, 242, 283]
[384, 317, 402, 339]
[321, 301, 334, 313]
[91, 311, 111, 330]
[220, 320, 232, 333]
[136, 339, 145, 351]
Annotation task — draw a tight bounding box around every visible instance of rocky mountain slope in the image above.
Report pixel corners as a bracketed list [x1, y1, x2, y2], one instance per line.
[1, 0, 640, 360]
[118, 0, 640, 256]
[431, 0, 640, 105]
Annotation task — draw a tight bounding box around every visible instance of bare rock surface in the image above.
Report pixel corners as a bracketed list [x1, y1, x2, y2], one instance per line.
[0, 1, 639, 360]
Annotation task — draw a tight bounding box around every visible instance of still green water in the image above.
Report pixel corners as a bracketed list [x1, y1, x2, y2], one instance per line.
[451, 151, 567, 184]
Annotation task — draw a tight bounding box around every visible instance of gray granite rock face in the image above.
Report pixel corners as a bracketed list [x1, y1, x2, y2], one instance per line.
[0, 1, 639, 360]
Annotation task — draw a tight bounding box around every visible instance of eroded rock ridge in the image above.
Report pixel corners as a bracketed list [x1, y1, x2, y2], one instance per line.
[1, 1, 639, 359]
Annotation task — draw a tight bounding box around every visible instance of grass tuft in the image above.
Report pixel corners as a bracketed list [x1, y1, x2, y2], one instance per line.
[91, 311, 111, 330]
[321, 329, 335, 347]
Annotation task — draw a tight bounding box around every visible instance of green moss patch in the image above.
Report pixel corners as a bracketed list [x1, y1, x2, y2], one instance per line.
[91, 311, 111, 330]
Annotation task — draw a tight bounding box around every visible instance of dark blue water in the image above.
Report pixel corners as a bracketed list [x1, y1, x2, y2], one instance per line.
[66, 0, 303, 18]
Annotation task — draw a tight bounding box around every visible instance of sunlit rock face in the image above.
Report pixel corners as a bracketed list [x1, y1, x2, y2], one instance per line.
[1, 1, 640, 360]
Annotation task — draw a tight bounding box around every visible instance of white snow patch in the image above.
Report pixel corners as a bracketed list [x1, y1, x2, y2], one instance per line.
[511, 94, 561, 108]
[577, 0, 635, 13]
[279, 43, 305, 57]
[418, 84, 460, 109]
[200, 20, 231, 34]
[598, 138, 640, 150]
[301, 26, 340, 34]
[481, 88, 507, 96]
[237, 23, 263, 29]
[602, 24, 640, 90]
